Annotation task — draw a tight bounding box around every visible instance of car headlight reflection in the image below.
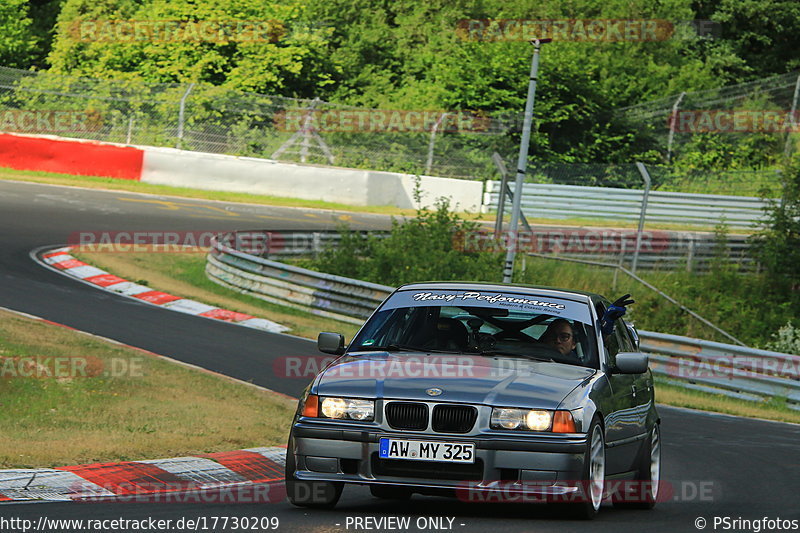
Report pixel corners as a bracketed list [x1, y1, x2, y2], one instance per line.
[491, 408, 574, 432]
[319, 397, 374, 421]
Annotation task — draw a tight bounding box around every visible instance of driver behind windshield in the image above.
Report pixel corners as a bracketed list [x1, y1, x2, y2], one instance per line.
[539, 318, 578, 356]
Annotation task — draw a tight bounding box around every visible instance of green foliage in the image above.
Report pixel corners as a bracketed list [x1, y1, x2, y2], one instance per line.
[694, 0, 800, 77]
[764, 322, 800, 355]
[0, 0, 38, 68]
[308, 197, 504, 286]
[47, 0, 337, 96]
[8, 0, 800, 169]
[749, 155, 800, 290]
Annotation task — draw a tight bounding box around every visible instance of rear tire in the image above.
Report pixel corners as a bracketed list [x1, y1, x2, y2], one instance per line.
[613, 423, 660, 510]
[284, 437, 344, 509]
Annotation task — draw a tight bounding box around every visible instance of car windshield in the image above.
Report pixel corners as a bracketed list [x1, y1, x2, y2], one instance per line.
[350, 289, 599, 369]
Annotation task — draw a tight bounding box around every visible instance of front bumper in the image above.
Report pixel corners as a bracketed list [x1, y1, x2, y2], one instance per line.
[290, 421, 588, 498]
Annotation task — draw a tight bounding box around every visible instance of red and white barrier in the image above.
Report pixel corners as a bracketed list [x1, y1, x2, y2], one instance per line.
[0, 132, 484, 210]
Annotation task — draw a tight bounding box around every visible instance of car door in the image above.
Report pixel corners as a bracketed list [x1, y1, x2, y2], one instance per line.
[602, 316, 643, 474]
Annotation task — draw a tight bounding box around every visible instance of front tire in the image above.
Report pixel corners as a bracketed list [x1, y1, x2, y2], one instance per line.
[614, 423, 660, 510]
[284, 437, 343, 508]
[561, 417, 605, 520]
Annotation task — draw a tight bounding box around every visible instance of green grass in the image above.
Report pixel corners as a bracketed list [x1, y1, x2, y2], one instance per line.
[0, 309, 296, 468]
[70, 249, 361, 341]
[655, 378, 800, 424]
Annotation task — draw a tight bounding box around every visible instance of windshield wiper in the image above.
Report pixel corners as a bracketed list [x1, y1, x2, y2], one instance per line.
[356, 344, 460, 354]
[479, 350, 554, 363]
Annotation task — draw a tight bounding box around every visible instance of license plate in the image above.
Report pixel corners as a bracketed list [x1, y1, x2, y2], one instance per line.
[379, 438, 475, 463]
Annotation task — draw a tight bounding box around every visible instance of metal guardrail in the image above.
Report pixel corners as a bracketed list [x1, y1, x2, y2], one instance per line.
[484, 182, 772, 229]
[210, 227, 756, 273]
[208, 230, 798, 409]
[640, 331, 800, 409]
[207, 231, 392, 325]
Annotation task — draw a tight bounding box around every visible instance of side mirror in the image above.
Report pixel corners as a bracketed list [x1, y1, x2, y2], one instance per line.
[614, 352, 649, 374]
[318, 332, 345, 355]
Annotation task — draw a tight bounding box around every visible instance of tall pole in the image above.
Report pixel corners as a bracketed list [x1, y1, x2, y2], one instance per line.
[503, 38, 549, 283]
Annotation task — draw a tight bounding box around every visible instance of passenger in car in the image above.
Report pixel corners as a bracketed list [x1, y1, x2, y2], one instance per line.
[539, 318, 579, 357]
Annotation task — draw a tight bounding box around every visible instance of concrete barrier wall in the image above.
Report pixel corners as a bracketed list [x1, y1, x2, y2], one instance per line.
[0, 133, 484, 210]
[141, 146, 483, 211]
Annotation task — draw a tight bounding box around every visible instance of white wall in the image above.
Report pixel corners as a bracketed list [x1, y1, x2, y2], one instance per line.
[142, 146, 483, 211]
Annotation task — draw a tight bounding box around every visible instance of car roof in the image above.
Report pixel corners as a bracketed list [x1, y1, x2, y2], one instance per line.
[395, 281, 604, 305]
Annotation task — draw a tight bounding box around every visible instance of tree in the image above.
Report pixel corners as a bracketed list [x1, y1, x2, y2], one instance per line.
[0, 0, 38, 68]
[750, 155, 800, 291]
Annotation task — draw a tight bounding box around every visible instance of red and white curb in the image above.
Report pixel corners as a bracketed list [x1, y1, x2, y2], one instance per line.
[37, 247, 288, 334]
[0, 447, 286, 503]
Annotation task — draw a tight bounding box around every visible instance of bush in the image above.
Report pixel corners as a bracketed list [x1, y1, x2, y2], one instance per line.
[765, 322, 800, 355]
[309, 197, 504, 286]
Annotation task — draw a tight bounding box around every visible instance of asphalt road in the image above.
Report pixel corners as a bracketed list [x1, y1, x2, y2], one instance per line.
[0, 179, 798, 532]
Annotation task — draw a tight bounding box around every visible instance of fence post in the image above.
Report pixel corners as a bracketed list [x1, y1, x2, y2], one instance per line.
[686, 234, 696, 272]
[176, 83, 195, 149]
[425, 113, 448, 174]
[126, 115, 134, 145]
[632, 162, 652, 274]
[666, 91, 686, 163]
[784, 73, 800, 157]
[492, 153, 509, 238]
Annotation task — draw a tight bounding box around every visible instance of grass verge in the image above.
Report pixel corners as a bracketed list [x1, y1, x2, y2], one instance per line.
[69, 249, 361, 342]
[0, 308, 296, 468]
[655, 378, 800, 424]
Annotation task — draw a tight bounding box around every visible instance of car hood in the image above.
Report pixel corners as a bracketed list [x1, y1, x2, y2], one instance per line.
[316, 351, 596, 410]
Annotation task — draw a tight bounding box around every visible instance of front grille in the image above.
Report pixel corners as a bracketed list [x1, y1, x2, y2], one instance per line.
[432, 404, 477, 433]
[385, 402, 428, 430]
[372, 454, 483, 481]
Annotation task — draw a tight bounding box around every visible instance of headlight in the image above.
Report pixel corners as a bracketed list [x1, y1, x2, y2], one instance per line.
[318, 397, 375, 421]
[491, 408, 576, 432]
[526, 410, 552, 431]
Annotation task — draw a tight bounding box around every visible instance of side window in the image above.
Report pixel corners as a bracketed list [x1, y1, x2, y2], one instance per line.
[605, 325, 620, 359]
[617, 319, 636, 353]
